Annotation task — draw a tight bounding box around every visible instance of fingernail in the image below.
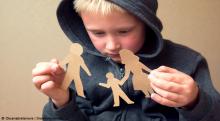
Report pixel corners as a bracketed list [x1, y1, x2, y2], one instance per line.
[148, 73, 155, 79]
[51, 64, 58, 72]
[32, 77, 36, 82]
[32, 78, 35, 82]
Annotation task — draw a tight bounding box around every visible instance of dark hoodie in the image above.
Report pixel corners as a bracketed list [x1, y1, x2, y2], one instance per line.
[42, 0, 220, 121]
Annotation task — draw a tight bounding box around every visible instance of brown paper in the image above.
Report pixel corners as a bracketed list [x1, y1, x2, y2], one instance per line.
[99, 72, 134, 107]
[60, 43, 91, 98]
[61, 44, 152, 105]
[119, 49, 153, 97]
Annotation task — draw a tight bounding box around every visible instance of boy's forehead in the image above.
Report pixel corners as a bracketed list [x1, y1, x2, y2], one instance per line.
[80, 10, 140, 25]
[80, 11, 144, 33]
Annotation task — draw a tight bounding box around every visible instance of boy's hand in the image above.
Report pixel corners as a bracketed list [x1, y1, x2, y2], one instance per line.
[32, 59, 69, 108]
[148, 66, 199, 108]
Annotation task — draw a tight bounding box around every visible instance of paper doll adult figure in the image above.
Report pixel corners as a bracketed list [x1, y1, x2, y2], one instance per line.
[119, 49, 153, 97]
[99, 72, 134, 107]
[61, 43, 91, 98]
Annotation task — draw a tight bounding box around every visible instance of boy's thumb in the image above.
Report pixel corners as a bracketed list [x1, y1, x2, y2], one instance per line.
[51, 64, 65, 75]
[50, 59, 65, 75]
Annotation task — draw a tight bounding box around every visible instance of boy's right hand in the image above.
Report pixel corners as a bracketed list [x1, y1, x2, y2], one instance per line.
[32, 59, 69, 108]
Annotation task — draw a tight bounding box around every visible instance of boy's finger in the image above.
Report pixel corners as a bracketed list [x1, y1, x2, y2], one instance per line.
[50, 58, 59, 64]
[40, 80, 56, 92]
[51, 64, 65, 76]
[149, 71, 184, 84]
[151, 93, 179, 107]
[32, 63, 53, 76]
[32, 62, 64, 76]
[150, 82, 180, 103]
[50, 59, 66, 75]
[149, 74, 183, 93]
[32, 75, 51, 90]
[40, 81, 64, 98]
[155, 66, 178, 73]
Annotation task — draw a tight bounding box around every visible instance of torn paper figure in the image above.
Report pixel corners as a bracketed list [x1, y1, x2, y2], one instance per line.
[119, 49, 153, 97]
[61, 43, 91, 98]
[99, 72, 134, 107]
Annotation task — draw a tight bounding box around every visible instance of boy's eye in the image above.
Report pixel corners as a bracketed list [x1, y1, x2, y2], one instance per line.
[93, 31, 105, 36]
[118, 30, 130, 34]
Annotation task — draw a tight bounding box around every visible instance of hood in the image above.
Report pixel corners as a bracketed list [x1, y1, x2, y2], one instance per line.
[57, 0, 164, 58]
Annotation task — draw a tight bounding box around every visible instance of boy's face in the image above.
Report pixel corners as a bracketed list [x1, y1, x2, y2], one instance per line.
[80, 10, 145, 62]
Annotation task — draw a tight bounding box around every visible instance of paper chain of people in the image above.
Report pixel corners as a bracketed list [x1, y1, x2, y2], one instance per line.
[60, 43, 153, 107]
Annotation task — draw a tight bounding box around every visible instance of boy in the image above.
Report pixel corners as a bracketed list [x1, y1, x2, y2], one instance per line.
[32, 0, 220, 120]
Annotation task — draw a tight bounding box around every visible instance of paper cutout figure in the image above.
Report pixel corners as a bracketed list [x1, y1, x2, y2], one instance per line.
[99, 72, 134, 107]
[61, 43, 91, 98]
[119, 49, 153, 97]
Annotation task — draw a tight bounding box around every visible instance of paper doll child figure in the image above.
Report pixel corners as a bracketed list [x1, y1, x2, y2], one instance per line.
[99, 72, 134, 107]
[119, 49, 153, 97]
[61, 43, 91, 98]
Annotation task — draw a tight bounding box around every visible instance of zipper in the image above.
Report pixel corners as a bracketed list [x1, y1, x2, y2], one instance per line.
[105, 57, 125, 79]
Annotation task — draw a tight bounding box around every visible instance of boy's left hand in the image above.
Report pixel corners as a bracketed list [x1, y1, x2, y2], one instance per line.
[148, 66, 199, 108]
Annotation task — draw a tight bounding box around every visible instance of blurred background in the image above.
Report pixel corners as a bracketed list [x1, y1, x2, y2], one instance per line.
[0, 0, 219, 120]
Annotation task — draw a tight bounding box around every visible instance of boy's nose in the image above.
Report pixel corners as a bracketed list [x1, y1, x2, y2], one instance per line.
[106, 36, 120, 51]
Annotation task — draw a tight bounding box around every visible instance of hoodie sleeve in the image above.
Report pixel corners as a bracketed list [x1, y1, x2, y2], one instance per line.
[178, 55, 220, 121]
[42, 89, 89, 121]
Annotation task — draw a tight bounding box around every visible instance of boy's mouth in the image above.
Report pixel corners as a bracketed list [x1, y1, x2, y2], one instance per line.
[107, 53, 120, 58]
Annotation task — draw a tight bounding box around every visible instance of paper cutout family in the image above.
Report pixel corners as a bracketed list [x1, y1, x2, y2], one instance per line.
[61, 43, 152, 107]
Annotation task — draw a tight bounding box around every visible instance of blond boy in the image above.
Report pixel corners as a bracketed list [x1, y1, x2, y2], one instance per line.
[32, 0, 220, 120]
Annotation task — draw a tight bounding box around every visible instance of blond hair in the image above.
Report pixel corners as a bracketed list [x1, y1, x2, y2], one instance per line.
[74, 0, 125, 15]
